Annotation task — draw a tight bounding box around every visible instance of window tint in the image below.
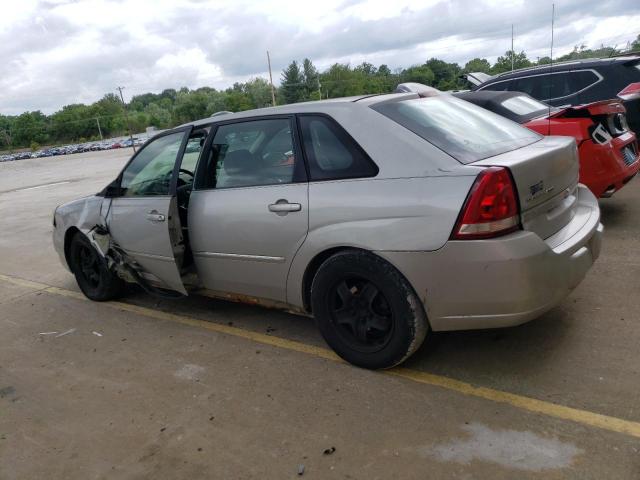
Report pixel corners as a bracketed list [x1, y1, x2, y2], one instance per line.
[199, 118, 298, 189]
[181, 134, 205, 172]
[372, 96, 541, 164]
[481, 80, 513, 92]
[120, 131, 185, 196]
[569, 70, 599, 92]
[511, 71, 599, 101]
[298, 115, 378, 180]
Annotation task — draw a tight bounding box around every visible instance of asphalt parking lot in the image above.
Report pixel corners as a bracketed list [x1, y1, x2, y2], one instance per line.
[1, 149, 639, 479]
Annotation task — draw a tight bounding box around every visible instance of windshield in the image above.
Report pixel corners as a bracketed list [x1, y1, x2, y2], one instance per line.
[372, 95, 541, 164]
[501, 95, 549, 116]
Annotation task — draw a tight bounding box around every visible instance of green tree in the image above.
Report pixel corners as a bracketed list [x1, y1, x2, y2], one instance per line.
[173, 89, 205, 123]
[492, 50, 532, 74]
[243, 78, 273, 108]
[91, 93, 127, 137]
[302, 58, 320, 100]
[205, 90, 228, 114]
[378, 64, 391, 76]
[425, 58, 463, 90]
[12, 111, 48, 147]
[144, 103, 172, 128]
[280, 60, 305, 104]
[320, 63, 361, 98]
[401, 64, 435, 85]
[224, 87, 253, 112]
[463, 57, 492, 73]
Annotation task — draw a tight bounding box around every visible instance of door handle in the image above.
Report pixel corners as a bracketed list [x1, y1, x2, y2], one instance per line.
[268, 200, 301, 214]
[146, 210, 166, 222]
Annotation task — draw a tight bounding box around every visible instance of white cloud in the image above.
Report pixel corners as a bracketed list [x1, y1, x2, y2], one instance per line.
[0, 0, 638, 114]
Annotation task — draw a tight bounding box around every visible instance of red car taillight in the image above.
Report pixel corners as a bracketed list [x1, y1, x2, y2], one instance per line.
[451, 167, 520, 240]
[617, 82, 640, 101]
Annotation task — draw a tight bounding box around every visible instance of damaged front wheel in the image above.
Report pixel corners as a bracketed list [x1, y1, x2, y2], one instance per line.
[69, 232, 124, 301]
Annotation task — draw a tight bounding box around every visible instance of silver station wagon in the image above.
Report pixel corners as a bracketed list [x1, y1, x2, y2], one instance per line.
[53, 87, 603, 369]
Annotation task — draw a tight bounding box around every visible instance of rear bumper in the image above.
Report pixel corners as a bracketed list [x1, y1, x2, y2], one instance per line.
[579, 135, 640, 197]
[377, 184, 602, 331]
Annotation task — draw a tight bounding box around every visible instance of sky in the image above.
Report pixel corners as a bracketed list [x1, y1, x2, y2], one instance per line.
[1, 0, 639, 115]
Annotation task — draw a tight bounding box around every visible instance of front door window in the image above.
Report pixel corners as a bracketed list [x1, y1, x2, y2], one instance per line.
[120, 131, 185, 196]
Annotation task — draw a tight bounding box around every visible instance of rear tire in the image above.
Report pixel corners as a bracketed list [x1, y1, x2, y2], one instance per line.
[69, 232, 124, 301]
[311, 250, 428, 369]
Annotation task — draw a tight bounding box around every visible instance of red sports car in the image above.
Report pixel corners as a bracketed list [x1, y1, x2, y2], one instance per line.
[455, 90, 640, 198]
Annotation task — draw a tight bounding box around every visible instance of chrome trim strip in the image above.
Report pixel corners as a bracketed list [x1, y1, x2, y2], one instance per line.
[128, 251, 175, 262]
[193, 252, 286, 263]
[478, 68, 604, 102]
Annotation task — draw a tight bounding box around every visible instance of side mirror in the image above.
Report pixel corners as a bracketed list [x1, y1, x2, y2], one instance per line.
[102, 178, 123, 197]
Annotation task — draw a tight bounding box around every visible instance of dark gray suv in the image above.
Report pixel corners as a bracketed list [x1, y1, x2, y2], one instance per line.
[466, 56, 640, 136]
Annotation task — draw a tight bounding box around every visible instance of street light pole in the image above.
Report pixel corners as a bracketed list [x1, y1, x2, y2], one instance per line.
[116, 86, 136, 152]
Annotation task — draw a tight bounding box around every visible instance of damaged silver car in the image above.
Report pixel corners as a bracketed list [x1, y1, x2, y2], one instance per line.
[53, 89, 603, 369]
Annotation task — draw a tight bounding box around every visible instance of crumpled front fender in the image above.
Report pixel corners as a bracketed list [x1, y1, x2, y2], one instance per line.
[52, 195, 107, 270]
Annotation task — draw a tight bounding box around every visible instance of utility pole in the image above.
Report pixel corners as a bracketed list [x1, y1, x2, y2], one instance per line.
[511, 24, 515, 71]
[266, 51, 276, 107]
[95, 117, 103, 141]
[318, 79, 321, 101]
[116, 86, 136, 152]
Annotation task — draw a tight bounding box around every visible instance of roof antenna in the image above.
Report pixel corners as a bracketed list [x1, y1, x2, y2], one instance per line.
[548, 3, 555, 135]
[511, 24, 515, 71]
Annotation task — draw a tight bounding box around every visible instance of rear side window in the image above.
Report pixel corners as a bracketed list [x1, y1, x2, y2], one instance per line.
[298, 115, 378, 180]
[372, 96, 541, 164]
[510, 70, 599, 101]
[196, 118, 303, 189]
[481, 80, 514, 92]
[570, 70, 599, 92]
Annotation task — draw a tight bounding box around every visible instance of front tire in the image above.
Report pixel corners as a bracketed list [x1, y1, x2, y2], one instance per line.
[311, 250, 428, 369]
[69, 232, 124, 301]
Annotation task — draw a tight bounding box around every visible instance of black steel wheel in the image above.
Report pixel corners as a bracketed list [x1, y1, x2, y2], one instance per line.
[77, 242, 101, 289]
[329, 277, 394, 353]
[69, 232, 124, 301]
[311, 250, 428, 369]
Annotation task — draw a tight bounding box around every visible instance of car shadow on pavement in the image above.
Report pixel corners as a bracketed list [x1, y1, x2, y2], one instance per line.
[404, 306, 572, 384]
[598, 199, 631, 228]
[121, 282, 574, 392]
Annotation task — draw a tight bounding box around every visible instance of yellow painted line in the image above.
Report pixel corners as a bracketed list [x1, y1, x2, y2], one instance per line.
[2, 272, 640, 439]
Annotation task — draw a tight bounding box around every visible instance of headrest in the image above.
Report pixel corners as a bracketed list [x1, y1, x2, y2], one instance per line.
[223, 149, 260, 175]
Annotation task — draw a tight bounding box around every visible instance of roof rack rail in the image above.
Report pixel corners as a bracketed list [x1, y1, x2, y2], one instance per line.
[210, 111, 233, 117]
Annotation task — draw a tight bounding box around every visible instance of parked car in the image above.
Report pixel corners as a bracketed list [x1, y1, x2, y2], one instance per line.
[466, 55, 640, 137]
[454, 90, 639, 197]
[52, 90, 602, 369]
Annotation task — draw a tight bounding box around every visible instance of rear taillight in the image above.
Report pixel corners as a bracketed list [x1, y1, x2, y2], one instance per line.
[451, 167, 520, 240]
[617, 82, 640, 101]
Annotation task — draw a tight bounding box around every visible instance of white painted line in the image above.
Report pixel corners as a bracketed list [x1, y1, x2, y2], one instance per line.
[55, 328, 76, 338]
[39, 331, 58, 335]
[18, 181, 71, 192]
[92, 331, 103, 337]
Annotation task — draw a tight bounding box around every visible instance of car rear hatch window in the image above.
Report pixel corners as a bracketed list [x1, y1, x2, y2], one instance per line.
[372, 96, 541, 164]
[500, 95, 549, 117]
